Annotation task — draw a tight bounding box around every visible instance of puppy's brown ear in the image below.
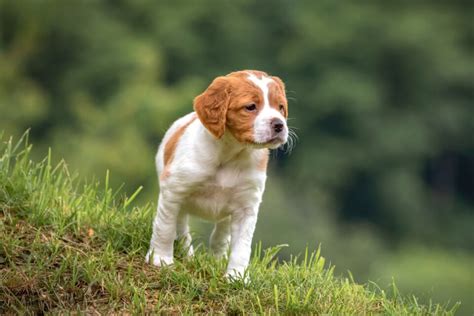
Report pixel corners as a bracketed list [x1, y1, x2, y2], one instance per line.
[193, 76, 230, 139]
[272, 75, 288, 118]
[271, 76, 286, 98]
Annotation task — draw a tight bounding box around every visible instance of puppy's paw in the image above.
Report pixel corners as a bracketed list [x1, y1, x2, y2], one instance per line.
[186, 245, 195, 257]
[225, 268, 250, 284]
[145, 250, 173, 267]
[211, 247, 228, 260]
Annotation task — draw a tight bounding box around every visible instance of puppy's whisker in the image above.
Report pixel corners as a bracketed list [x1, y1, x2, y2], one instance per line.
[280, 127, 298, 155]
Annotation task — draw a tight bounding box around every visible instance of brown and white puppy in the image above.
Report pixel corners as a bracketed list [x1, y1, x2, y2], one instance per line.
[147, 70, 290, 279]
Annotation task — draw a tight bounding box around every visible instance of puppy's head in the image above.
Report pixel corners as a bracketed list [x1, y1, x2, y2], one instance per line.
[194, 70, 288, 149]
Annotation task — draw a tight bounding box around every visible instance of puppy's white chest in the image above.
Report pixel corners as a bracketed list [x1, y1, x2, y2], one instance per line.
[214, 165, 242, 188]
[184, 166, 248, 220]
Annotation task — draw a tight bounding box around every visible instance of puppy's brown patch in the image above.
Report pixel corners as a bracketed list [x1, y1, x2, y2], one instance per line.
[161, 115, 197, 180]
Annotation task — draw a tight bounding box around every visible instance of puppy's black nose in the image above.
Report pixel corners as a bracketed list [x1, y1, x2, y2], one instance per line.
[271, 118, 284, 133]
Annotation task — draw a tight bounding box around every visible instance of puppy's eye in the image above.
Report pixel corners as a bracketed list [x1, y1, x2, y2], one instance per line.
[245, 104, 257, 112]
[279, 104, 285, 113]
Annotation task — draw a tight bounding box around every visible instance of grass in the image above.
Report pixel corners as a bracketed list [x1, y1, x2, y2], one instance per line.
[0, 133, 459, 314]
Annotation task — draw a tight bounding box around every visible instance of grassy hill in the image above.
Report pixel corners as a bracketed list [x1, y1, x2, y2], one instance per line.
[0, 134, 458, 314]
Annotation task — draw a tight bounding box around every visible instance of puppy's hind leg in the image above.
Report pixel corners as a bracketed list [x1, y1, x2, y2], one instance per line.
[209, 216, 231, 258]
[176, 211, 194, 257]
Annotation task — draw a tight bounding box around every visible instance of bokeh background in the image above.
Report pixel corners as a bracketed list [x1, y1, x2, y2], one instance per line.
[1, 0, 473, 313]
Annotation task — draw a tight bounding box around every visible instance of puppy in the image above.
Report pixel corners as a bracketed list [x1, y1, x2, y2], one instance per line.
[146, 70, 289, 278]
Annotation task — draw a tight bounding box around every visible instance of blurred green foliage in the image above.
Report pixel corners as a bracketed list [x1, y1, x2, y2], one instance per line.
[0, 0, 473, 313]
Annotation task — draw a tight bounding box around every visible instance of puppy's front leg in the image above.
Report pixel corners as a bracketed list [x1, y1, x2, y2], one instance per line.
[226, 208, 258, 279]
[146, 192, 180, 266]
